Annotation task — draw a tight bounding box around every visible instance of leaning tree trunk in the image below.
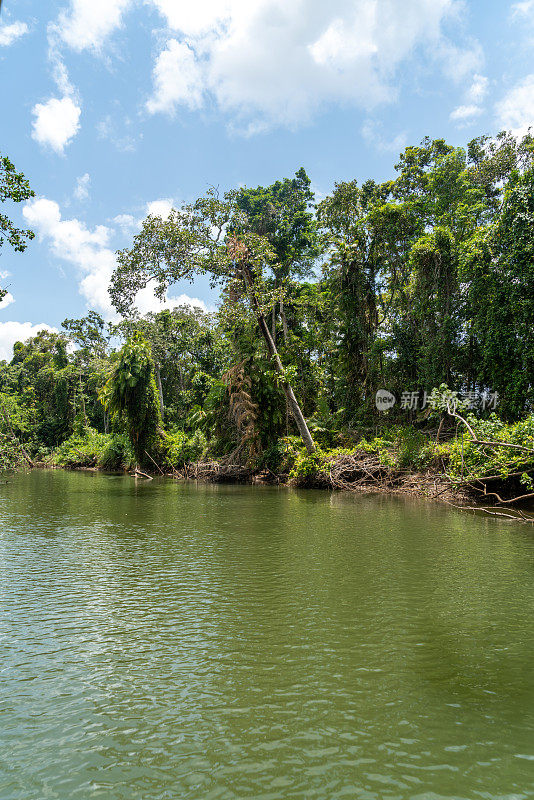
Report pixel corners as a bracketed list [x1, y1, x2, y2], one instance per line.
[240, 262, 315, 454]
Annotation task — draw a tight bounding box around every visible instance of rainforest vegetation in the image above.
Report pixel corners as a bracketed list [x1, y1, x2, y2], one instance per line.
[2, 132, 534, 505]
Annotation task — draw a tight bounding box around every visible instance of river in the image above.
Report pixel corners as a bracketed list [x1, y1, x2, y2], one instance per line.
[1, 470, 534, 799]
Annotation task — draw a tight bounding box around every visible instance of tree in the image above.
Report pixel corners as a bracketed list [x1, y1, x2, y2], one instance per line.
[111, 306, 225, 426]
[236, 168, 319, 339]
[62, 311, 109, 361]
[0, 153, 35, 299]
[462, 167, 534, 418]
[318, 179, 416, 418]
[101, 332, 162, 467]
[110, 190, 316, 453]
[62, 312, 110, 430]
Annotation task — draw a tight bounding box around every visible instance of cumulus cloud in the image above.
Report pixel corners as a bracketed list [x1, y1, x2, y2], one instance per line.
[24, 197, 116, 314]
[57, 0, 132, 52]
[31, 96, 82, 154]
[31, 4, 89, 155]
[146, 40, 203, 115]
[145, 0, 480, 130]
[44, 0, 482, 132]
[0, 322, 58, 362]
[146, 198, 174, 219]
[74, 173, 91, 201]
[495, 74, 534, 136]
[0, 21, 29, 47]
[23, 196, 208, 319]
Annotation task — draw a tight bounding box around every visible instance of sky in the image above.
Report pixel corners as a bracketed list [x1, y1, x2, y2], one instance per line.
[0, 0, 533, 360]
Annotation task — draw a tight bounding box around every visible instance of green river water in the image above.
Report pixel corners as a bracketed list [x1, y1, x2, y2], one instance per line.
[1, 469, 534, 799]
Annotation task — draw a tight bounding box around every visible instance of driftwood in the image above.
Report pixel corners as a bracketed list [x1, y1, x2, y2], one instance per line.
[443, 500, 534, 523]
[133, 468, 153, 480]
[171, 460, 252, 483]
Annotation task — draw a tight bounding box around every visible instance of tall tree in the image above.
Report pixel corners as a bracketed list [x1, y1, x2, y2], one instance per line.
[462, 167, 534, 418]
[110, 190, 316, 452]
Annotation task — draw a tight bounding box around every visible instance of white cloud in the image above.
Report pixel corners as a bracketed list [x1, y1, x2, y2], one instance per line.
[146, 199, 174, 219]
[0, 292, 15, 310]
[0, 322, 58, 362]
[145, 0, 480, 130]
[57, 0, 132, 52]
[450, 103, 483, 122]
[495, 74, 534, 136]
[31, 96, 82, 154]
[434, 38, 483, 83]
[0, 21, 29, 47]
[24, 197, 116, 314]
[149, 0, 226, 36]
[134, 284, 208, 316]
[512, 1, 534, 17]
[23, 196, 208, 319]
[467, 73, 488, 103]
[74, 173, 91, 201]
[112, 214, 140, 234]
[146, 40, 204, 115]
[450, 72, 488, 126]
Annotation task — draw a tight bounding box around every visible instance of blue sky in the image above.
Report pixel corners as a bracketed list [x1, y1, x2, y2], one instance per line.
[0, 0, 533, 359]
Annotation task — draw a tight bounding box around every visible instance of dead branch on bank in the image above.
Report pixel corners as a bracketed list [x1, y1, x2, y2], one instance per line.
[442, 403, 534, 509]
[167, 460, 253, 483]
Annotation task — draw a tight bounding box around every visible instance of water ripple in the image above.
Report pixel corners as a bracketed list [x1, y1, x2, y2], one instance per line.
[0, 471, 534, 799]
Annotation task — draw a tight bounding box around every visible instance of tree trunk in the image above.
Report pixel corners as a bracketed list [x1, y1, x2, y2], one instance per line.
[155, 363, 165, 422]
[240, 263, 315, 454]
[280, 299, 289, 343]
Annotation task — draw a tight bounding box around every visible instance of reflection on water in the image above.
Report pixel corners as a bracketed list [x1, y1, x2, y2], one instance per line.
[1, 470, 534, 799]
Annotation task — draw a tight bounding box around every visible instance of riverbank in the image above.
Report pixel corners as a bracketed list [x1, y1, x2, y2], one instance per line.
[9, 415, 534, 521]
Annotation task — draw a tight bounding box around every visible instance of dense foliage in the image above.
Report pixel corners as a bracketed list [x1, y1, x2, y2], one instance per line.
[2, 131, 534, 486]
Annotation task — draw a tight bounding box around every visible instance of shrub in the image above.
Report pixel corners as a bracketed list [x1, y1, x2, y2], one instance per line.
[261, 436, 302, 474]
[164, 428, 208, 468]
[99, 433, 135, 471]
[51, 428, 108, 468]
[289, 447, 329, 484]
